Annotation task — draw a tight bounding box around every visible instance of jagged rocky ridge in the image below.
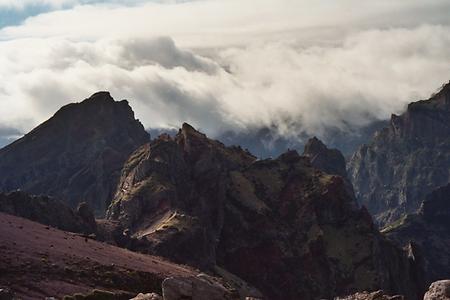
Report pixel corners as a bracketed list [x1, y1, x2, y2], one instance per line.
[107, 123, 424, 300]
[383, 183, 450, 285]
[348, 82, 450, 226]
[0, 92, 149, 214]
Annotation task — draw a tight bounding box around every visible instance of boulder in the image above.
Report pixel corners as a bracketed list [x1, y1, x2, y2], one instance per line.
[424, 280, 450, 300]
[335, 290, 404, 300]
[130, 293, 163, 300]
[162, 275, 238, 300]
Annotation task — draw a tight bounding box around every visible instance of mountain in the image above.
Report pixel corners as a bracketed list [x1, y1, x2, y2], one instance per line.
[0, 92, 149, 214]
[348, 82, 450, 226]
[383, 183, 450, 284]
[107, 123, 424, 300]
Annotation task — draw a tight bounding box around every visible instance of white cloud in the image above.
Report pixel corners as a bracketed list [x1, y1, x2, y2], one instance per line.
[0, 25, 449, 142]
[0, 1, 449, 147]
[2, 0, 450, 48]
[0, 0, 150, 10]
[0, 0, 83, 9]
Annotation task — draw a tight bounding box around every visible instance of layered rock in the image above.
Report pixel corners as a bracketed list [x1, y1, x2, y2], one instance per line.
[107, 124, 424, 300]
[384, 184, 450, 284]
[348, 82, 450, 226]
[0, 92, 149, 214]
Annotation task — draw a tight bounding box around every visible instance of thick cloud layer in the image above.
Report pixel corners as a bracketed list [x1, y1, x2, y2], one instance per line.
[0, 1, 449, 149]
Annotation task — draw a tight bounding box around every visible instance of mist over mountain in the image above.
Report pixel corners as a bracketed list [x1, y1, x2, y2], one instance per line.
[147, 119, 388, 159]
[1, 1, 450, 299]
[348, 82, 450, 226]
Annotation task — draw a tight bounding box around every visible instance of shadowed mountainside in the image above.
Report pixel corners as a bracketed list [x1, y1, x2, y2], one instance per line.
[383, 183, 450, 285]
[348, 82, 450, 226]
[0, 92, 149, 214]
[106, 123, 424, 300]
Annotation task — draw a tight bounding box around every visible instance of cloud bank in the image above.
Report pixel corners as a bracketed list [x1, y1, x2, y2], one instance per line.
[0, 0, 449, 149]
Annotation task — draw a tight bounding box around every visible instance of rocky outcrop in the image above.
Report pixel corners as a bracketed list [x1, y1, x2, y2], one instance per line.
[348, 82, 450, 226]
[131, 293, 163, 300]
[0, 191, 96, 234]
[335, 290, 404, 300]
[63, 289, 135, 300]
[424, 280, 450, 300]
[107, 124, 424, 300]
[303, 137, 348, 179]
[303, 137, 355, 200]
[0, 92, 149, 214]
[162, 275, 238, 300]
[383, 184, 450, 284]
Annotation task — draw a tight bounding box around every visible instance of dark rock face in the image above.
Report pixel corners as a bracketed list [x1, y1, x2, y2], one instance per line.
[384, 184, 450, 284]
[303, 137, 348, 179]
[107, 124, 423, 300]
[0, 92, 149, 214]
[0, 191, 96, 234]
[107, 123, 256, 268]
[348, 82, 450, 226]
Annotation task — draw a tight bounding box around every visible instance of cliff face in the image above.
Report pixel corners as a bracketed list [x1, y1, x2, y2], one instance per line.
[384, 183, 450, 284]
[0, 92, 149, 214]
[107, 124, 424, 300]
[348, 82, 450, 226]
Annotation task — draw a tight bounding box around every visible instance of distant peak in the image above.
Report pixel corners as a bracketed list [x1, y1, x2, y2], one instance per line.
[179, 123, 207, 139]
[181, 122, 197, 133]
[278, 149, 301, 163]
[85, 91, 114, 103]
[304, 136, 328, 155]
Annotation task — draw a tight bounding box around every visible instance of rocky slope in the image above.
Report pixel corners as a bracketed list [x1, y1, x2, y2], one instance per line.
[0, 212, 239, 300]
[107, 124, 424, 300]
[0, 191, 96, 234]
[348, 82, 450, 226]
[0, 92, 149, 214]
[383, 183, 450, 284]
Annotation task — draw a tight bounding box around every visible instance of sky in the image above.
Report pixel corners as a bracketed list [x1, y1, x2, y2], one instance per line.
[0, 0, 449, 147]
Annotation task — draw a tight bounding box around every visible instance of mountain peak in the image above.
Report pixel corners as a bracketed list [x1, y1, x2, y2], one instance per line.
[179, 122, 207, 139]
[303, 137, 347, 178]
[0, 93, 149, 213]
[87, 91, 113, 101]
[304, 136, 328, 154]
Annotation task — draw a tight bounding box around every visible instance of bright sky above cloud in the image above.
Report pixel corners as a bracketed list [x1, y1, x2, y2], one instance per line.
[0, 0, 450, 146]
